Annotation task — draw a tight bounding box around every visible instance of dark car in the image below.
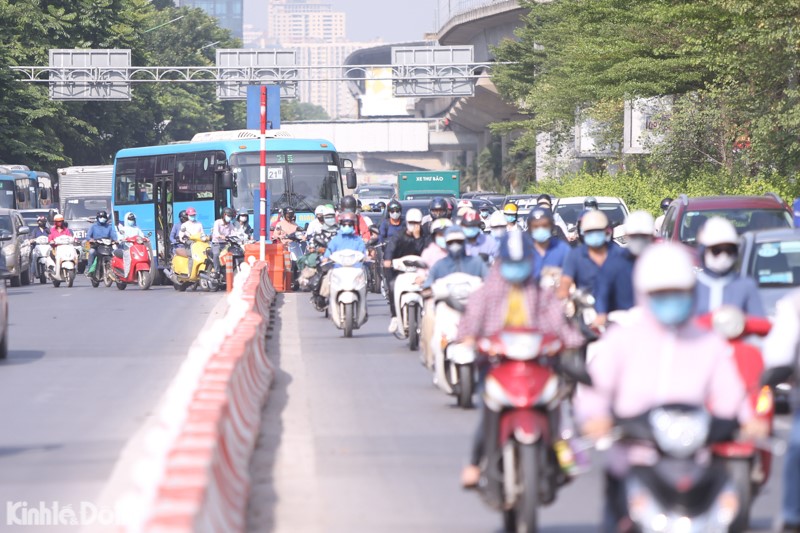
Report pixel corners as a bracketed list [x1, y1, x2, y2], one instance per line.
[660, 193, 794, 245]
[461, 191, 500, 199]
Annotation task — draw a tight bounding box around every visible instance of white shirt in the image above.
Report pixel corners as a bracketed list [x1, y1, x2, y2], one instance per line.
[763, 292, 800, 369]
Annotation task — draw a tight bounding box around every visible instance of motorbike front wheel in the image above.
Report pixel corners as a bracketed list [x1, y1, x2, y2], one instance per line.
[343, 302, 354, 338]
[137, 269, 153, 290]
[505, 442, 540, 533]
[52, 279, 61, 288]
[456, 364, 474, 409]
[727, 458, 754, 533]
[116, 282, 127, 290]
[103, 259, 113, 287]
[407, 303, 420, 351]
[66, 269, 75, 288]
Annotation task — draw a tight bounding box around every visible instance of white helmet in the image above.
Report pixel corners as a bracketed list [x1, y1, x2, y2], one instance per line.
[406, 208, 423, 224]
[488, 210, 506, 228]
[580, 209, 610, 232]
[698, 217, 738, 247]
[624, 210, 655, 236]
[320, 205, 335, 217]
[634, 242, 696, 293]
[314, 205, 324, 216]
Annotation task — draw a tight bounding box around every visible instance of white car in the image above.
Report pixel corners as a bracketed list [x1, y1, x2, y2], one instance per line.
[355, 184, 395, 212]
[551, 196, 630, 242]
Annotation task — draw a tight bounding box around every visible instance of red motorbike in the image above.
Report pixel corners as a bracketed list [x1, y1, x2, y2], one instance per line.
[476, 327, 583, 533]
[110, 234, 154, 290]
[697, 306, 774, 533]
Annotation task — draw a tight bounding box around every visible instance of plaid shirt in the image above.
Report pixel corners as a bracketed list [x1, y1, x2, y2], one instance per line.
[457, 264, 584, 349]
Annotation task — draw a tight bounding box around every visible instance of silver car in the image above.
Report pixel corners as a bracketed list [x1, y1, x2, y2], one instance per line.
[0, 209, 31, 287]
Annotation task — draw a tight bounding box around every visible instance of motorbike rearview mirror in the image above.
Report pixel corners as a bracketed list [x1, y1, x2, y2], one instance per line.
[761, 366, 794, 388]
[0, 231, 12, 241]
[18, 226, 30, 235]
[369, 226, 379, 235]
[556, 350, 594, 386]
[304, 222, 310, 231]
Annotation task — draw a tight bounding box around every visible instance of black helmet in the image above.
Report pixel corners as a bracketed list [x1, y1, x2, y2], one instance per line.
[536, 193, 553, 207]
[179, 210, 188, 223]
[96, 210, 109, 221]
[527, 206, 554, 225]
[583, 197, 598, 210]
[429, 197, 448, 219]
[283, 206, 296, 221]
[660, 197, 673, 212]
[340, 195, 358, 213]
[37, 216, 47, 227]
[222, 207, 236, 219]
[387, 199, 402, 214]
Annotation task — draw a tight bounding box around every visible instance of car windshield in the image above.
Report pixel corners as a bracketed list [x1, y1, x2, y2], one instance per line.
[680, 208, 793, 244]
[555, 203, 628, 227]
[0, 215, 13, 233]
[750, 240, 800, 288]
[358, 186, 393, 198]
[64, 198, 111, 219]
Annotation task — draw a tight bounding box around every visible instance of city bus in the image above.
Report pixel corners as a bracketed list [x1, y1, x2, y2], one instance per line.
[112, 129, 357, 269]
[0, 166, 54, 210]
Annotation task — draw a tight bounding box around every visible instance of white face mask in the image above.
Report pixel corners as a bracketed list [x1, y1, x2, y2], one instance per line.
[704, 250, 736, 274]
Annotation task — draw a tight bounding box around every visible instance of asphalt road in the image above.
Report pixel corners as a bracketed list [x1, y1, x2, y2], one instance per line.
[247, 292, 788, 533]
[0, 276, 223, 530]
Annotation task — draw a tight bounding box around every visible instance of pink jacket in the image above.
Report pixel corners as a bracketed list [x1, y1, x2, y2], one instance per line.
[420, 243, 447, 277]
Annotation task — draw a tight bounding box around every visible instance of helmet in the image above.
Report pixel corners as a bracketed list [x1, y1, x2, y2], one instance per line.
[376, 201, 387, 212]
[178, 210, 188, 223]
[502, 202, 519, 216]
[126, 212, 136, 222]
[356, 199, 363, 209]
[340, 195, 358, 213]
[96, 210, 108, 220]
[457, 199, 474, 209]
[222, 207, 235, 219]
[536, 194, 553, 207]
[583, 196, 599, 209]
[660, 197, 674, 212]
[444, 198, 454, 215]
[321, 205, 335, 217]
[37, 216, 47, 226]
[54, 214, 64, 222]
[634, 242, 696, 293]
[430, 218, 453, 235]
[580, 210, 610, 233]
[314, 205, 324, 217]
[429, 197, 448, 219]
[527, 206, 554, 226]
[461, 209, 482, 228]
[339, 211, 357, 225]
[186, 207, 197, 216]
[488, 210, 506, 228]
[698, 217, 738, 247]
[283, 207, 296, 221]
[498, 230, 535, 262]
[624, 211, 655, 236]
[444, 225, 466, 243]
[387, 199, 402, 214]
[406, 208, 423, 224]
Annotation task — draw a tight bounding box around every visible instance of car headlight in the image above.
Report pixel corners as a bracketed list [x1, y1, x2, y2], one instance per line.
[649, 408, 710, 459]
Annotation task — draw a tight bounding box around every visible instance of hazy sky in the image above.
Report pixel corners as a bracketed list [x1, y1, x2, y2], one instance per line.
[244, 0, 438, 43]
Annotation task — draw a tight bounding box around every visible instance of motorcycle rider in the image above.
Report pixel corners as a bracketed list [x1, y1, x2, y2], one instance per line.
[306, 205, 326, 237]
[379, 199, 405, 244]
[558, 210, 618, 301]
[653, 197, 673, 235]
[272, 206, 300, 246]
[418, 218, 452, 280]
[170, 210, 189, 252]
[384, 208, 427, 334]
[33, 216, 49, 238]
[535, 194, 571, 241]
[319, 211, 367, 300]
[462, 209, 498, 261]
[422, 196, 448, 234]
[502, 202, 522, 232]
[423, 225, 488, 290]
[85, 210, 118, 276]
[179, 207, 206, 240]
[528, 206, 571, 283]
[48, 214, 73, 264]
[457, 231, 585, 487]
[695, 216, 764, 316]
[340, 195, 371, 242]
[211, 207, 237, 275]
[575, 242, 765, 532]
[236, 212, 254, 240]
[117, 212, 145, 240]
[487, 211, 507, 240]
[593, 210, 656, 327]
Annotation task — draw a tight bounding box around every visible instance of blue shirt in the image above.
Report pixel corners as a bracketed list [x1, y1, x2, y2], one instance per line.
[562, 242, 620, 295]
[423, 253, 488, 289]
[324, 231, 367, 267]
[379, 219, 404, 244]
[594, 248, 636, 314]
[87, 222, 118, 241]
[532, 238, 571, 279]
[466, 232, 499, 260]
[695, 271, 765, 317]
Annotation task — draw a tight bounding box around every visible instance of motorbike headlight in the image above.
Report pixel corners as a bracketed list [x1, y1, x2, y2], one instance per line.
[649, 408, 710, 459]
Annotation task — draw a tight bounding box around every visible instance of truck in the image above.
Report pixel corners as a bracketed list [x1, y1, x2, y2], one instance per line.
[397, 170, 460, 200]
[57, 165, 113, 214]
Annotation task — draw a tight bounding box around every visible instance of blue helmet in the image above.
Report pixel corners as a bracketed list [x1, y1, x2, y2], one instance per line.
[498, 230, 535, 263]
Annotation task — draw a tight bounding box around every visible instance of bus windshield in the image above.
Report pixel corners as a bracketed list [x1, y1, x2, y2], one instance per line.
[229, 151, 342, 214]
[0, 180, 14, 209]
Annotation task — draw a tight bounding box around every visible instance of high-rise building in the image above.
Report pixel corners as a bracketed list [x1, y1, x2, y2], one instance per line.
[268, 0, 345, 44]
[177, 0, 244, 39]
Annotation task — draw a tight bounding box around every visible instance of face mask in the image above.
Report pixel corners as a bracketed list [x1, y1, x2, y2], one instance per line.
[435, 236, 447, 249]
[340, 225, 355, 235]
[704, 250, 736, 274]
[447, 242, 464, 256]
[480, 211, 490, 219]
[324, 216, 336, 226]
[223, 216, 231, 223]
[463, 227, 480, 239]
[648, 292, 694, 327]
[531, 227, 551, 243]
[125, 219, 135, 227]
[491, 228, 506, 239]
[500, 261, 533, 284]
[390, 212, 401, 221]
[505, 215, 517, 224]
[627, 236, 652, 257]
[407, 223, 421, 235]
[239, 218, 248, 225]
[97, 217, 108, 224]
[188, 215, 197, 222]
[583, 230, 607, 248]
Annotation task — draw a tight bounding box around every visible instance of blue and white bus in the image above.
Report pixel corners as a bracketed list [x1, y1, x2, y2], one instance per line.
[0, 165, 54, 210]
[112, 130, 357, 269]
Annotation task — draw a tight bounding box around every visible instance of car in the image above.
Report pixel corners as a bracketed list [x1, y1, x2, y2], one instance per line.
[551, 196, 630, 232]
[355, 184, 395, 211]
[737, 228, 800, 317]
[0, 276, 7, 358]
[660, 193, 794, 245]
[63, 196, 112, 242]
[504, 194, 538, 206]
[0, 208, 32, 287]
[461, 191, 500, 199]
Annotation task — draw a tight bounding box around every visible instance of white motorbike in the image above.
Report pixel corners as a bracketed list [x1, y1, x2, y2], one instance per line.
[430, 272, 484, 408]
[46, 235, 78, 288]
[31, 235, 51, 284]
[328, 250, 368, 338]
[392, 255, 426, 350]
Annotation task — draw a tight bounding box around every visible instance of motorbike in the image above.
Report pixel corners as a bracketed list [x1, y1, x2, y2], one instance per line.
[697, 305, 774, 532]
[46, 235, 78, 288]
[87, 238, 116, 288]
[327, 249, 368, 338]
[610, 405, 742, 533]
[299, 231, 335, 311]
[429, 272, 483, 408]
[366, 229, 384, 295]
[31, 235, 51, 284]
[284, 230, 307, 290]
[166, 234, 218, 292]
[391, 255, 426, 350]
[110, 233, 154, 291]
[217, 234, 246, 288]
[475, 327, 579, 533]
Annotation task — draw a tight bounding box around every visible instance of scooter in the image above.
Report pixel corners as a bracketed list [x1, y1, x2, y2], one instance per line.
[391, 255, 426, 350]
[697, 305, 774, 533]
[166, 234, 218, 292]
[46, 235, 78, 288]
[217, 234, 246, 289]
[430, 272, 483, 408]
[87, 238, 117, 288]
[475, 327, 580, 533]
[327, 249, 368, 338]
[111, 233, 154, 290]
[31, 235, 50, 284]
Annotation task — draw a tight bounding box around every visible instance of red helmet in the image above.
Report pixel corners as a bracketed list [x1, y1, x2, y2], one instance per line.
[186, 207, 197, 216]
[461, 209, 482, 228]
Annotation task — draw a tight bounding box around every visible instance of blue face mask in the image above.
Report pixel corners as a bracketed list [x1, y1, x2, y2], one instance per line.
[188, 215, 197, 222]
[435, 236, 447, 249]
[531, 227, 551, 243]
[505, 215, 517, 224]
[340, 225, 355, 236]
[125, 219, 135, 227]
[648, 292, 694, 327]
[583, 230, 607, 248]
[463, 226, 480, 239]
[500, 261, 533, 284]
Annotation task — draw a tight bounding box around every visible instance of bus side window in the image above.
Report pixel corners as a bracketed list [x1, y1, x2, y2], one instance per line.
[174, 154, 195, 202]
[116, 158, 138, 204]
[137, 156, 156, 202]
[194, 152, 215, 199]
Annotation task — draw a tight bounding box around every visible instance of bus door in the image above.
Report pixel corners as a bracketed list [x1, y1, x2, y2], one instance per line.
[154, 175, 173, 268]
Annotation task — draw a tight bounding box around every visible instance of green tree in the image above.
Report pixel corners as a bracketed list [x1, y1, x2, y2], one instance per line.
[280, 101, 330, 122]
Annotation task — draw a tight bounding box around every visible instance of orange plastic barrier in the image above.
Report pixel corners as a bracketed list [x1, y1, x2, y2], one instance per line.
[244, 243, 292, 292]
